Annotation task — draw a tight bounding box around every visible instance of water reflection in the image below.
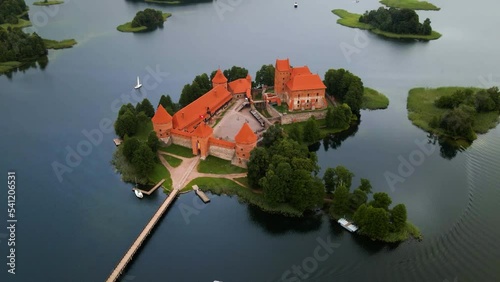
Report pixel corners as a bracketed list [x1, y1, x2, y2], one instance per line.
[247, 205, 323, 235]
[2, 56, 48, 79]
[425, 133, 467, 160]
[318, 120, 360, 152]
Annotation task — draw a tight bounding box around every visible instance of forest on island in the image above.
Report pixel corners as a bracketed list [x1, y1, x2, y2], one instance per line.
[0, 0, 28, 25]
[359, 7, 432, 35]
[0, 28, 47, 62]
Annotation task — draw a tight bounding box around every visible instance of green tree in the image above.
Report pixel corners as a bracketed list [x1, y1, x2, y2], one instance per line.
[223, 66, 248, 82]
[302, 116, 321, 144]
[136, 98, 155, 118]
[287, 123, 303, 143]
[390, 204, 407, 232]
[194, 73, 211, 94]
[349, 188, 368, 210]
[439, 104, 476, 141]
[114, 110, 138, 138]
[361, 206, 390, 239]
[261, 162, 292, 205]
[475, 90, 496, 112]
[330, 104, 352, 129]
[255, 64, 275, 87]
[131, 8, 164, 30]
[353, 203, 368, 226]
[332, 165, 354, 190]
[331, 184, 350, 215]
[122, 137, 140, 161]
[132, 143, 155, 179]
[323, 167, 336, 193]
[247, 147, 269, 188]
[358, 178, 372, 194]
[147, 131, 160, 152]
[288, 171, 325, 212]
[371, 192, 392, 210]
[325, 107, 334, 128]
[262, 124, 284, 148]
[159, 94, 177, 115]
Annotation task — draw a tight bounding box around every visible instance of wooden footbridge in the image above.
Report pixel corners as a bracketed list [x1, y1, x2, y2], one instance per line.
[106, 187, 180, 282]
[132, 179, 165, 196]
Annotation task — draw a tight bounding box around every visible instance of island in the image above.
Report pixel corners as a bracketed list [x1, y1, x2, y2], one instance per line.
[0, 0, 77, 74]
[117, 8, 171, 33]
[407, 87, 500, 143]
[332, 8, 441, 41]
[33, 0, 64, 6]
[379, 0, 440, 11]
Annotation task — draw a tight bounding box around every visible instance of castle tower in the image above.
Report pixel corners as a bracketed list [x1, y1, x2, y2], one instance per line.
[151, 105, 173, 139]
[212, 68, 228, 90]
[234, 123, 257, 163]
[191, 123, 213, 160]
[274, 58, 291, 95]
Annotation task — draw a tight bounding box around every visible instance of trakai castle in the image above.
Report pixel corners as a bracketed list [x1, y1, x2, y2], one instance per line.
[151, 59, 327, 165]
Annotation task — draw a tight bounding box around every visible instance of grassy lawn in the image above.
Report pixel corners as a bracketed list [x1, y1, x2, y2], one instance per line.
[282, 118, 351, 140]
[197, 156, 247, 174]
[273, 104, 289, 113]
[362, 87, 389, 110]
[159, 143, 194, 158]
[257, 108, 272, 118]
[134, 119, 153, 142]
[33, 1, 64, 5]
[233, 177, 249, 188]
[164, 154, 182, 167]
[0, 61, 23, 74]
[148, 158, 173, 189]
[380, 0, 440, 10]
[43, 39, 77, 49]
[117, 13, 172, 33]
[332, 9, 441, 41]
[407, 87, 500, 138]
[182, 177, 303, 216]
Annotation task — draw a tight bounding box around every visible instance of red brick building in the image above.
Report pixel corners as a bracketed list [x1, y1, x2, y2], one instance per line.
[274, 59, 327, 111]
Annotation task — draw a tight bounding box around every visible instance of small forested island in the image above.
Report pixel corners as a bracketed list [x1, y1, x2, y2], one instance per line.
[407, 87, 500, 142]
[117, 8, 171, 33]
[33, 0, 64, 6]
[379, 0, 440, 11]
[332, 8, 441, 40]
[0, 0, 77, 74]
[131, 0, 211, 5]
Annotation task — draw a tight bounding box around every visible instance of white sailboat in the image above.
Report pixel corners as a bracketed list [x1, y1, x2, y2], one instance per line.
[134, 76, 142, 89]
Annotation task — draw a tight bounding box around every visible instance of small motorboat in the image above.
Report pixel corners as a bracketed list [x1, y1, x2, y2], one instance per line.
[294, 2, 298, 8]
[134, 76, 142, 89]
[134, 189, 143, 199]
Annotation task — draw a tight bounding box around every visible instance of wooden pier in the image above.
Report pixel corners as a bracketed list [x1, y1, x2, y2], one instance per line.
[192, 185, 210, 203]
[132, 179, 165, 196]
[106, 187, 180, 282]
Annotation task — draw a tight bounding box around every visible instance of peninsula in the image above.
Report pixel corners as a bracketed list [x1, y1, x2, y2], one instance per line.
[379, 0, 440, 11]
[33, 0, 64, 6]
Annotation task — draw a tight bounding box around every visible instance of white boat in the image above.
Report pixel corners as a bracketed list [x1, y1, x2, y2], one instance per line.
[294, 2, 298, 8]
[338, 218, 358, 233]
[134, 189, 143, 199]
[134, 76, 142, 89]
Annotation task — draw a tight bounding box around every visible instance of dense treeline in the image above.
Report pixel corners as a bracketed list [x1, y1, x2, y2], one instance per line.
[131, 8, 164, 30]
[324, 68, 364, 115]
[113, 99, 159, 184]
[210, 65, 248, 83]
[0, 0, 27, 24]
[255, 64, 275, 87]
[0, 28, 47, 62]
[430, 87, 500, 141]
[359, 7, 432, 35]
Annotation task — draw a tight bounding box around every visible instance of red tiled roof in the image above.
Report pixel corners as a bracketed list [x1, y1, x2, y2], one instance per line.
[276, 59, 290, 72]
[172, 85, 232, 131]
[192, 122, 213, 138]
[151, 105, 172, 124]
[228, 78, 251, 94]
[235, 123, 257, 144]
[212, 69, 227, 83]
[290, 66, 311, 78]
[286, 74, 326, 91]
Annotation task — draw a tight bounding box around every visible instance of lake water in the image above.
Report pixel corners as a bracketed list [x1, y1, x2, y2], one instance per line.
[0, 0, 499, 281]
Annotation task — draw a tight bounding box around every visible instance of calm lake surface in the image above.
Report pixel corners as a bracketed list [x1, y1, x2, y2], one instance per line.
[1, 0, 499, 281]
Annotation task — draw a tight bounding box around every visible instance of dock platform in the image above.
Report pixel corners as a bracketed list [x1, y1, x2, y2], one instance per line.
[132, 179, 165, 196]
[192, 185, 210, 203]
[113, 138, 123, 146]
[338, 218, 358, 233]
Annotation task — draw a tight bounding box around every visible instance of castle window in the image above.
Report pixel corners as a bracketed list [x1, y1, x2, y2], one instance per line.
[243, 154, 245, 157]
[316, 99, 318, 102]
[241, 148, 243, 151]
